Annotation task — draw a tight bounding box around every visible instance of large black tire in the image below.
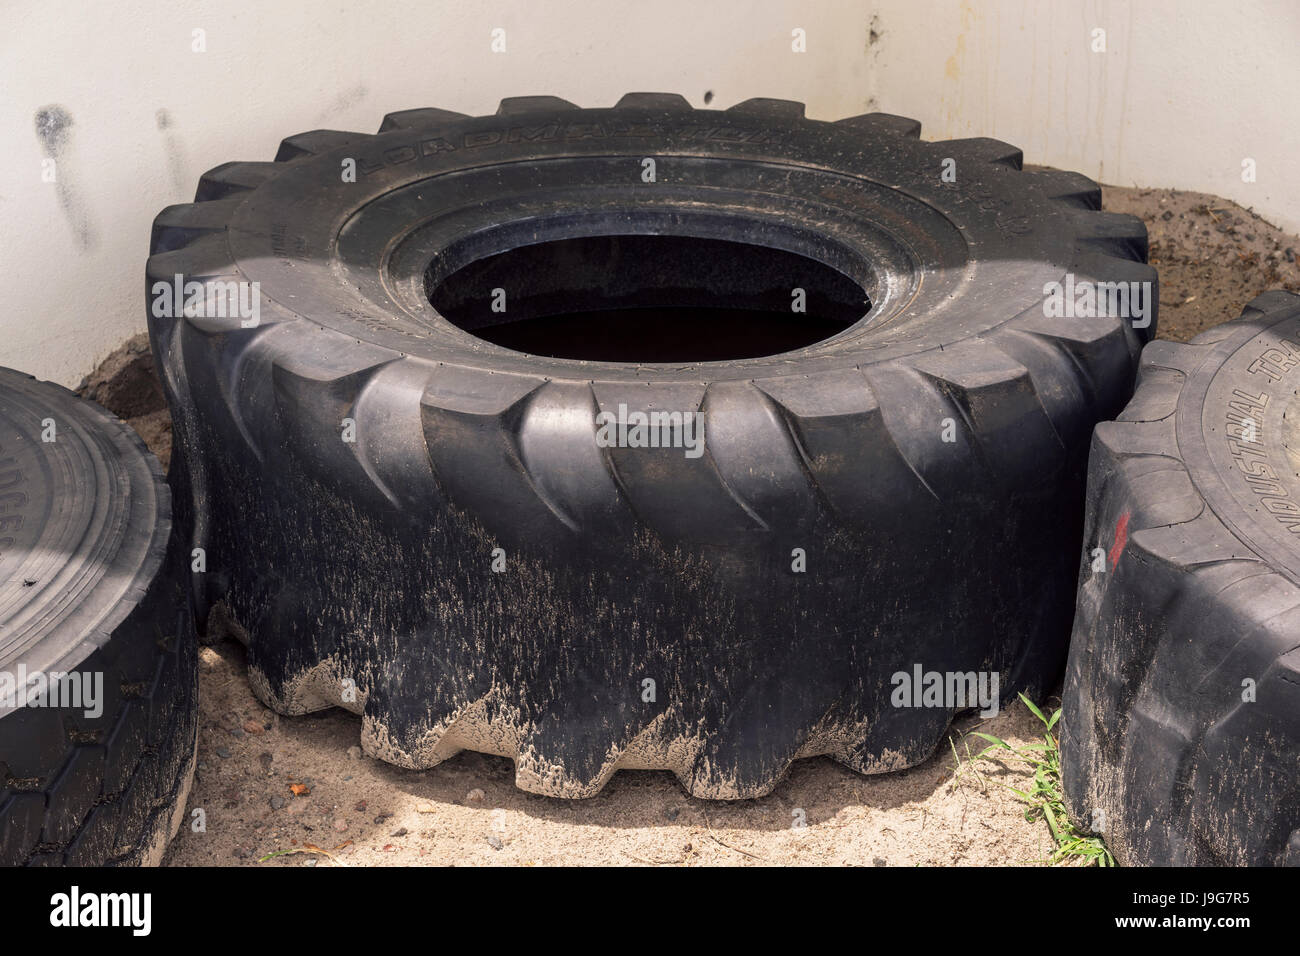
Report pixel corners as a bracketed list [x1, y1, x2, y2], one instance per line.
[1064, 290, 1300, 866]
[0, 369, 196, 866]
[150, 94, 1153, 799]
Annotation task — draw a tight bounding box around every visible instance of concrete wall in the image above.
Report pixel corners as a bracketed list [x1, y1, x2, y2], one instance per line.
[2, 1, 1296, 385]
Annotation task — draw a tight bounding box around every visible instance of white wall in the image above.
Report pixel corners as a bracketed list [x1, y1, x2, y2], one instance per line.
[866, 0, 1300, 228]
[2, 0, 1297, 386]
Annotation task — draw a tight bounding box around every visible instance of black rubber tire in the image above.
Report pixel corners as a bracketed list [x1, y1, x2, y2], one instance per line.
[150, 94, 1153, 799]
[1063, 290, 1300, 866]
[0, 369, 196, 865]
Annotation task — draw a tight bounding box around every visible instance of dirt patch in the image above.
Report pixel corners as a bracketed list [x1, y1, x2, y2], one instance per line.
[75, 183, 1298, 866]
[1100, 185, 1300, 341]
[75, 332, 171, 467]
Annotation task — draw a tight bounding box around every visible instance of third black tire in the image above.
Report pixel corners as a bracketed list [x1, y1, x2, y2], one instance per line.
[1064, 290, 1300, 866]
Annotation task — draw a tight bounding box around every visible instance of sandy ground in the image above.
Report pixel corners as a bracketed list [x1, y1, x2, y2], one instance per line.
[1100, 184, 1300, 340]
[75, 183, 1300, 867]
[168, 638, 1058, 866]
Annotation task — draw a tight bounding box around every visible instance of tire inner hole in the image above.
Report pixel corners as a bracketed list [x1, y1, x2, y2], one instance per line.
[426, 234, 869, 362]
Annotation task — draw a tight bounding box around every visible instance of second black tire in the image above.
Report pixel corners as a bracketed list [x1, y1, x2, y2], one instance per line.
[0, 369, 196, 865]
[149, 94, 1153, 798]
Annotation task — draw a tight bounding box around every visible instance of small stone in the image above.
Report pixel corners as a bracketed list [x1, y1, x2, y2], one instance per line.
[1161, 210, 1173, 221]
[270, 795, 285, 810]
[333, 818, 348, 832]
[259, 752, 274, 774]
[215, 746, 232, 759]
[873, 857, 887, 866]
[347, 746, 362, 760]
[354, 800, 368, 812]
[391, 828, 408, 838]
[243, 719, 265, 735]
[416, 802, 436, 813]
[487, 834, 504, 850]
[373, 812, 392, 824]
[466, 789, 485, 805]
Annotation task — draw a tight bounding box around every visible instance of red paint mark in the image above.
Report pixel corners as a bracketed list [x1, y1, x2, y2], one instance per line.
[1108, 511, 1131, 568]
